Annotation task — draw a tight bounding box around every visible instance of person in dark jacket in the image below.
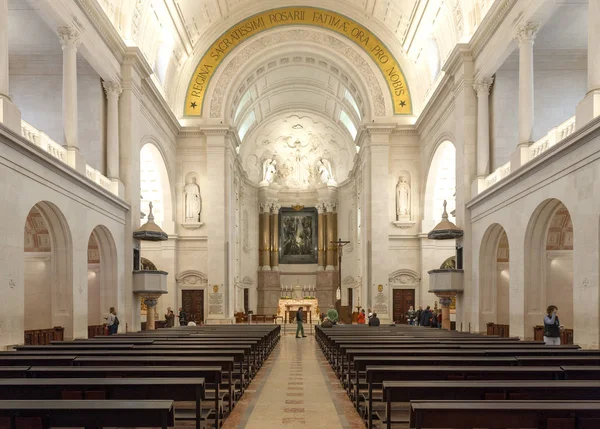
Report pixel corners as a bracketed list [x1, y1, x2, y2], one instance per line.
[368, 312, 381, 327]
[178, 307, 187, 326]
[544, 305, 562, 345]
[296, 307, 306, 338]
[415, 306, 423, 326]
[420, 306, 433, 327]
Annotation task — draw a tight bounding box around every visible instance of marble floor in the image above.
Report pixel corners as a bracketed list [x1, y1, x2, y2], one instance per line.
[222, 331, 364, 429]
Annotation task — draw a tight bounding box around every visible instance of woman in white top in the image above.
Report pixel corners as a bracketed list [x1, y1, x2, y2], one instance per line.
[105, 307, 116, 335]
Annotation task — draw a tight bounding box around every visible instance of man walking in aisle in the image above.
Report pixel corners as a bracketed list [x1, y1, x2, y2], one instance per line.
[296, 306, 307, 338]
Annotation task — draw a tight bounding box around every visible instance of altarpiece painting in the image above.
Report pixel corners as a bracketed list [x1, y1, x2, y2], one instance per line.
[279, 208, 318, 264]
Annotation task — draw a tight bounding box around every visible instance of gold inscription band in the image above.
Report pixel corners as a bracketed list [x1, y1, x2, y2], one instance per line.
[184, 6, 411, 116]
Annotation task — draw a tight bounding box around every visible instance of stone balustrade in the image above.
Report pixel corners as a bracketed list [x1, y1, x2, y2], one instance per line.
[480, 114, 576, 194]
[20, 119, 117, 196]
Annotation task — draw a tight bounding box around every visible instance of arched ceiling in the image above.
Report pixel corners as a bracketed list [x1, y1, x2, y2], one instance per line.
[95, 0, 497, 121]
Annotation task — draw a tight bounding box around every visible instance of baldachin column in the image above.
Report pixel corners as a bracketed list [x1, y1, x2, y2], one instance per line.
[326, 203, 335, 271]
[511, 21, 538, 170]
[103, 81, 124, 196]
[58, 26, 85, 173]
[0, 0, 21, 133]
[576, 0, 600, 129]
[270, 204, 280, 271]
[473, 76, 494, 193]
[317, 204, 325, 270]
[260, 202, 271, 270]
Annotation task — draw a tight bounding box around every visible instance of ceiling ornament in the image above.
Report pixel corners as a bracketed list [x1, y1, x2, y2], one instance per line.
[208, 29, 386, 118]
[185, 6, 410, 117]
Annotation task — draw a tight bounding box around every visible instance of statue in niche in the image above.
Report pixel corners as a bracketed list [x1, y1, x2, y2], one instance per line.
[396, 176, 411, 219]
[184, 176, 202, 222]
[317, 159, 336, 185]
[261, 158, 277, 185]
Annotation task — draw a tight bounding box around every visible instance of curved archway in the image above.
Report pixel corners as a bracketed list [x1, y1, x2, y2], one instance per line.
[524, 199, 574, 337]
[479, 223, 510, 329]
[423, 140, 456, 228]
[87, 225, 118, 334]
[23, 201, 73, 338]
[140, 142, 174, 232]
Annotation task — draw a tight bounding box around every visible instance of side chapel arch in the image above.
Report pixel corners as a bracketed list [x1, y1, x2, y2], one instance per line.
[479, 223, 510, 328]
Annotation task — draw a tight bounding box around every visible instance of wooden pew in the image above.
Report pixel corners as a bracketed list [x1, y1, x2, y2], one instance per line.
[0, 356, 75, 366]
[0, 400, 175, 429]
[0, 377, 204, 429]
[409, 400, 600, 429]
[364, 366, 563, 428]
[382, 380, 600, 429]
[73, 355, 235, 414]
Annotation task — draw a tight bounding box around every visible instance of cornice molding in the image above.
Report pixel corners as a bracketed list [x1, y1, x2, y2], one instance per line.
[471, 0, 518, 59]
[0, 124, 129, 213]
[122, 47, 153, 80]
[74, 0, 126, 62]
[442, 44, 473, 77]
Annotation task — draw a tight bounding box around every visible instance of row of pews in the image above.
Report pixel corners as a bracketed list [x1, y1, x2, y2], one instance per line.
[316, 324, 600, 429]
[0, 324, 279, 428]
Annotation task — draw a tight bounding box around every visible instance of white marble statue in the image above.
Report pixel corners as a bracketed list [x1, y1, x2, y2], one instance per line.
[317, 158, 335, 185]
[184, 177, 202, 222]
[396, 176, 411, 219]
[261, 158, 277, 184]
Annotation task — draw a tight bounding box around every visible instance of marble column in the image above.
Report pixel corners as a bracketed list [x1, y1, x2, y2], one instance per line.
[317, 205, 325, 270]
[270, 204, 280, 271]
[473, 77, 494, 178]
[576, 0, 600, 129]
[326, 205, 335, 271]
[260, 203, 271, 270]
[439, 297, 452, 330]
[143, 296, 159, 331]
[0, 0, 21, 133]
[332, 211, 338, 266]
[58, 26, 85, 173]
[103, 81, 124, 196]
[512, 21, 539, 169]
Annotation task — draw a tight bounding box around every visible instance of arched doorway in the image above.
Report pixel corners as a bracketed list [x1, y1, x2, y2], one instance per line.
[87, 226, 118, 336]
[479, 224, 510, 329]
[525, 199, 573, 338]
[23, 202, 73, 338]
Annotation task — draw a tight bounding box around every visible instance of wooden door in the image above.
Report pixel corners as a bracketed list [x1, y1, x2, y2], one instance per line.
[182, 290, 204, 323]
[393, 289, 415, 324]
[243, 288, 249, 313]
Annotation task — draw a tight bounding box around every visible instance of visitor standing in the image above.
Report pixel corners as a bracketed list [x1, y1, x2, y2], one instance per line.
[165, 307, 175, 328]
[296, 306, 306, 338]
[544, 305, 562, 345]
[405, 306, 416, 325]
[105, 307, 118, 335]
[357, 309, 366, 324]
[415, 306, 423, 326]
[178, 307, 187, 326]
[368, 312, 380, 327]
[420, 306, 433, 327]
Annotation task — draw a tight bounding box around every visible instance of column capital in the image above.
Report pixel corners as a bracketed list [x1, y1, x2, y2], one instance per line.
[473, 76, 494, 96]
[514, 21, 539, 45]
[57, 26, 82, 49]
[103, 80, 122, 98]
[259, 201, 272, 213]
[317, 203, 327, 214]
[271, 203, 281, 213]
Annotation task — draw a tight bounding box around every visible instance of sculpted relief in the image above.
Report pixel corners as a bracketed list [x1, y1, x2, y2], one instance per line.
[242, 115, 352, 189]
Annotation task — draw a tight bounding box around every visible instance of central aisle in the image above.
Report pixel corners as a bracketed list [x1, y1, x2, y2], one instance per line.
[224, 332, 363, 428]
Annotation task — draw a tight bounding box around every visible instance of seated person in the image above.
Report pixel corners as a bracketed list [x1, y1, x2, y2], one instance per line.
[187, 321, 197, 326]
[321, 317, 333, 328]
[368, 312, 381, 327]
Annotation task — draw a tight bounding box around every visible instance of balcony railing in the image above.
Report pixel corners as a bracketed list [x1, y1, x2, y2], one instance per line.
[20, 119, 118, 196]
[481, 114, 576, 193]
[529, 115, 576, 162]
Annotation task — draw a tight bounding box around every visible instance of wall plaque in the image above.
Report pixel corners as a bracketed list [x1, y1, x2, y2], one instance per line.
[209, 284, 224, 315]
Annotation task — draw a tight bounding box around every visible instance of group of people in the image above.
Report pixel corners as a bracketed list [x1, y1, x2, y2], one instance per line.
[405, 305, 442, 327]
[165, 307, 198, 327]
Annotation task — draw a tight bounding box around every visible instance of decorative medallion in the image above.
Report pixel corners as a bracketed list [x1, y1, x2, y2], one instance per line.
[291, 204, 304, 211]
[213, 285, 219, 293]
[377, 284, 383, 293]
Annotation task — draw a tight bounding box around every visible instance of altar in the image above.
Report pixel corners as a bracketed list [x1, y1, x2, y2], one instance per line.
[278, 298, 319, 323]
[277, 284, 319, 323]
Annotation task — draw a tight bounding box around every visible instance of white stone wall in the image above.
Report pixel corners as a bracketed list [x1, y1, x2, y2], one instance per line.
[0, 128, 127, 349]
[469, 122, 600, 347]
[9, 54, 107, 172]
